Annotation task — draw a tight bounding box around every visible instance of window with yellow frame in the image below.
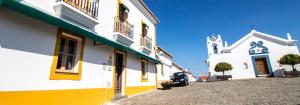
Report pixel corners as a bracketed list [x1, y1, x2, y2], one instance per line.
[141, 59, 148, 82]
[50, 28, 85, 80]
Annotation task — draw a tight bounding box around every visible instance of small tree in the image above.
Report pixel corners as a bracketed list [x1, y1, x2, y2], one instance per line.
[279, 54, 300, 71]
[214, 62, 233, 76]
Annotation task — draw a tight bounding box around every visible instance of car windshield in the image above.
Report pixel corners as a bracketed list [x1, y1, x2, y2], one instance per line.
[173, 72, 185, 78]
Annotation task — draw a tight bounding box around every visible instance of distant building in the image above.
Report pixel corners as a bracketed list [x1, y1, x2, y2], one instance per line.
[206, 30, 299, 80]
[156, 46, 197, 85]
[156, 46, 174, 87]
[185, 70, 197, 82]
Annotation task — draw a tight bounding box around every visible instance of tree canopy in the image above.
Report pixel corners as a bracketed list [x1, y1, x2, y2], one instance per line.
[214, 62, 233, 72]
[279, 54, 300, 65]
[279, 54, 300, 71]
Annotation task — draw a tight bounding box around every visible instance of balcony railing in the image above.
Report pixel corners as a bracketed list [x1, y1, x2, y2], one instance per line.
[56, 0, 99, 19]
[114, 16, 134, 39]
[141, 35, 152, 50]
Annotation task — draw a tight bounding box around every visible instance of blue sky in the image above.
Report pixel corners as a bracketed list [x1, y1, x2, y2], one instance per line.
[144, 0, 300, 76]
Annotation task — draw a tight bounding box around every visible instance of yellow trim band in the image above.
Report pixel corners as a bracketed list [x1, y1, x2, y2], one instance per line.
[125, 86, 156, 96]
[0, 88, 114, 105]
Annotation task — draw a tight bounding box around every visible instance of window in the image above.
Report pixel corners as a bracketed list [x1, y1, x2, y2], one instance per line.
[119, 4, 129, 22]
[56, 36, 77, 73]
[243, 62, 248, 69]
[50, 29, 85, 80]
[213, 44, 218, 54]
[142, 23, 149, 37]
[141, 59, 148, 82]
[140, 21, 152, 49]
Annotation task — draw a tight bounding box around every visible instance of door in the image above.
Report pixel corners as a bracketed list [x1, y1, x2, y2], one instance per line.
[255, 58, 270, 75]
[115, 52, 124, 94]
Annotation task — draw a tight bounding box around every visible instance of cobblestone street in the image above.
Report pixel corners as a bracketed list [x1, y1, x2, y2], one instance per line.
[112, 78, 300, 105]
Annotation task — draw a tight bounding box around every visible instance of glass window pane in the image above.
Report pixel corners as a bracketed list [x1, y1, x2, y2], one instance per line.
[56, 38, 65, 69]
[213, 45, 218, 54]
[59, 38, 65, 53]
[68, 40, 76, 55]
[66, 55, 74, 70]
[56, 53, 63, 69]
[142, 62, 146, 75]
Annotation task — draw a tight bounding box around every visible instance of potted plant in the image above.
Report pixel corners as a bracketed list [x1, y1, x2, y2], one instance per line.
[279, 54, 300, 77]
[160, 81, 172, 90]
[214, 62, 233, 80]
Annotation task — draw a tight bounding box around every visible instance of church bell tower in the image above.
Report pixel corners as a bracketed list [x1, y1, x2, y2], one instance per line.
[207, 34, 223, 55]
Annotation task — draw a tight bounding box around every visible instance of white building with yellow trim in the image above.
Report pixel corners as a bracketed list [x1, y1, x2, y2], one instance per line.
[156, 46, 174, 87]
[0, 0, 160, 105]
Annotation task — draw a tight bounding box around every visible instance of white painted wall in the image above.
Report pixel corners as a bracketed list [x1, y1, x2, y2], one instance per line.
[171, 64, 183, 75]
[156, 52, 173, 81]
[0, 7, 157, 94]
[21, 0, 157, 58]
[0, 8, 114, 91]
[208, 31, 300, 80]
[126, 54, 156, 86]
[20, 0, 155, 88]
[120, 0, 156, 57]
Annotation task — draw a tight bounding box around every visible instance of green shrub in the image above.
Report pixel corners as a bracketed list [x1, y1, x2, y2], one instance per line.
[279, 54, 300, 71]
[214, 62, 233, 76]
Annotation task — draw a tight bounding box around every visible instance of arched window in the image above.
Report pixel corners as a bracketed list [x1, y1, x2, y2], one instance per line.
[213, 44, 218, 54]
[243, 62, 248, 69]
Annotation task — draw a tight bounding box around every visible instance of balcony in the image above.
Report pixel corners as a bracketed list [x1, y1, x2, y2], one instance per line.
[113, 16, 134, 46]
[140, 35, 152, 54]
[54, 0, 100, 30]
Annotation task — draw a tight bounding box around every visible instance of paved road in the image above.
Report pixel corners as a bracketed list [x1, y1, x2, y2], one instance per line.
[112, 77, 300, 105]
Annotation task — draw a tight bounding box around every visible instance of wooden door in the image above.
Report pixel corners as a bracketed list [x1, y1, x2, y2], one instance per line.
[255, 58, 269, 75]
[115, 52, 124, 94]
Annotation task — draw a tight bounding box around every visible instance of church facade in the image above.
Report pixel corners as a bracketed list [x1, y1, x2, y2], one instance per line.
[206, 30, 299, 80]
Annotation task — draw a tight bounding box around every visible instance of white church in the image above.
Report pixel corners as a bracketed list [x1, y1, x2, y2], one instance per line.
[206, 30, 300, 80]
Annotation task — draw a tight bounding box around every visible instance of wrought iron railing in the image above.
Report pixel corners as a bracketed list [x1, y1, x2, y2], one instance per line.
[57, 0, 99, 19]
[141, 35, 152, 50]
[114, 16, 134, 39]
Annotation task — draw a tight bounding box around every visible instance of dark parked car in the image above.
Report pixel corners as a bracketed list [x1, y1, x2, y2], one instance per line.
[171, 72, 189, 86]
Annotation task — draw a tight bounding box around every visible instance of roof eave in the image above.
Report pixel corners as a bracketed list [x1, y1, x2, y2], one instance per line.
[157, 46, 174, 58]
[137, 0, 160, 24]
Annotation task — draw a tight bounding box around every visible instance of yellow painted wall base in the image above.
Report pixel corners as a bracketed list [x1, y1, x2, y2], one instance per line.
[125, 86, 156, 96]
[0, 88, 114, 105]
